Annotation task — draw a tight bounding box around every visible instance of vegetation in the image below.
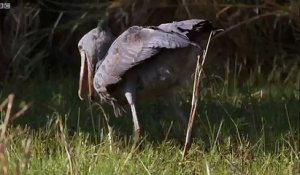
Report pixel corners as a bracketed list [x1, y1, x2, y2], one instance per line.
[0, 0, 299, 174]
[0, 73, 299, 174]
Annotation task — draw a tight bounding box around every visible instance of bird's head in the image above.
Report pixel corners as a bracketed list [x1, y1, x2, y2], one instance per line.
[188, 20, 221, 32]
[78, 25, 115, 101]
[185, 20, 224, 43]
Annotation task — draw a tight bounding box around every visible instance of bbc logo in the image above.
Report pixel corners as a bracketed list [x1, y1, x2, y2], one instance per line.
[0, 3, 10, 9]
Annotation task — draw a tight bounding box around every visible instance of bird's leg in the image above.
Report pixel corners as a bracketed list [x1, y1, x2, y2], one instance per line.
[168, 90, 188, 125]
[124, 91, 141, 151]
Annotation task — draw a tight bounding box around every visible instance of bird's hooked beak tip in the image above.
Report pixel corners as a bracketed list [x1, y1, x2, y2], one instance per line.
[78, 90, 84, 100]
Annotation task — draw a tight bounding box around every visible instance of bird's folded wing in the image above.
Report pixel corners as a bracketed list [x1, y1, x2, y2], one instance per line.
[95, 26, 198, 88]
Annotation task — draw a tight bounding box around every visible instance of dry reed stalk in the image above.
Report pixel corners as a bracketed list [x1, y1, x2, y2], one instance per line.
[182, 31, 214, 158]
[0, 94, 14, 141]
[0, 98, 9, 111]
[58, 117, 77, 175]
[99, 105, 114, 152]
[0, 94, 14, 175]
[16, 136, 32, 175]
[10, 103, 31, 122]
[0, 93, 32, 175]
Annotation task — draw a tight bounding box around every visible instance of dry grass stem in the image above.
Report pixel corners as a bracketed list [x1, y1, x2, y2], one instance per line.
[0, 94, 14, 141]
[58, 117, 77, 175]
[0, 94, 31, 175]
[183, 31, 214, 158]
[20, 137, 32, 175]
[10, 103, 32, 122]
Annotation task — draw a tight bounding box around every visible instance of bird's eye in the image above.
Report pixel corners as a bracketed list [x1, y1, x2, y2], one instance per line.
[78, 45, 82, 50]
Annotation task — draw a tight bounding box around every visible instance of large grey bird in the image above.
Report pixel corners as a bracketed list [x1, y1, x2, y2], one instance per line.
[78, 19, 218, 148]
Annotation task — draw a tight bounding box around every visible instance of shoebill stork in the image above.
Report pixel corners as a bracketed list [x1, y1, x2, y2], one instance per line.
[78, 19, 218, 149]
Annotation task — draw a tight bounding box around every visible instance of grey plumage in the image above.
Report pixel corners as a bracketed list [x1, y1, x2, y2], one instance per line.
[78, 19, 217, 148]
[158, 19, 212, 35]
[93, 26, 197, 92]
[78, 23, 115, 100]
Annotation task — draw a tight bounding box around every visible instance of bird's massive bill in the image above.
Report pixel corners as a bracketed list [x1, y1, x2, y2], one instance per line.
[78, 50, 93, 100]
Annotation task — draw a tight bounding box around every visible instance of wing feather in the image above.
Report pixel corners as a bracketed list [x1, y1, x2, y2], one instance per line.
[94, 26, 198, 90]
[158, 19, 209, 35]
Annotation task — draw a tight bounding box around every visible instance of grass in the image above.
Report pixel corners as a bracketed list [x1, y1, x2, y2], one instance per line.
[0, 71, 299, 174]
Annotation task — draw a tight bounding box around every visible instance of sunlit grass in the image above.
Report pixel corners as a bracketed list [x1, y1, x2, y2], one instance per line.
[2, 124, 300, 174]
[0, 72, 299, 174]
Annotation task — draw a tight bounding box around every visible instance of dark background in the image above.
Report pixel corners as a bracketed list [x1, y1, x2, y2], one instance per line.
[1, 0, 299, 82]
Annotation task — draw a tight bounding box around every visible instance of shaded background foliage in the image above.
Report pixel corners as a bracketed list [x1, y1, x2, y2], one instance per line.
[0, 0, 299, 83]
